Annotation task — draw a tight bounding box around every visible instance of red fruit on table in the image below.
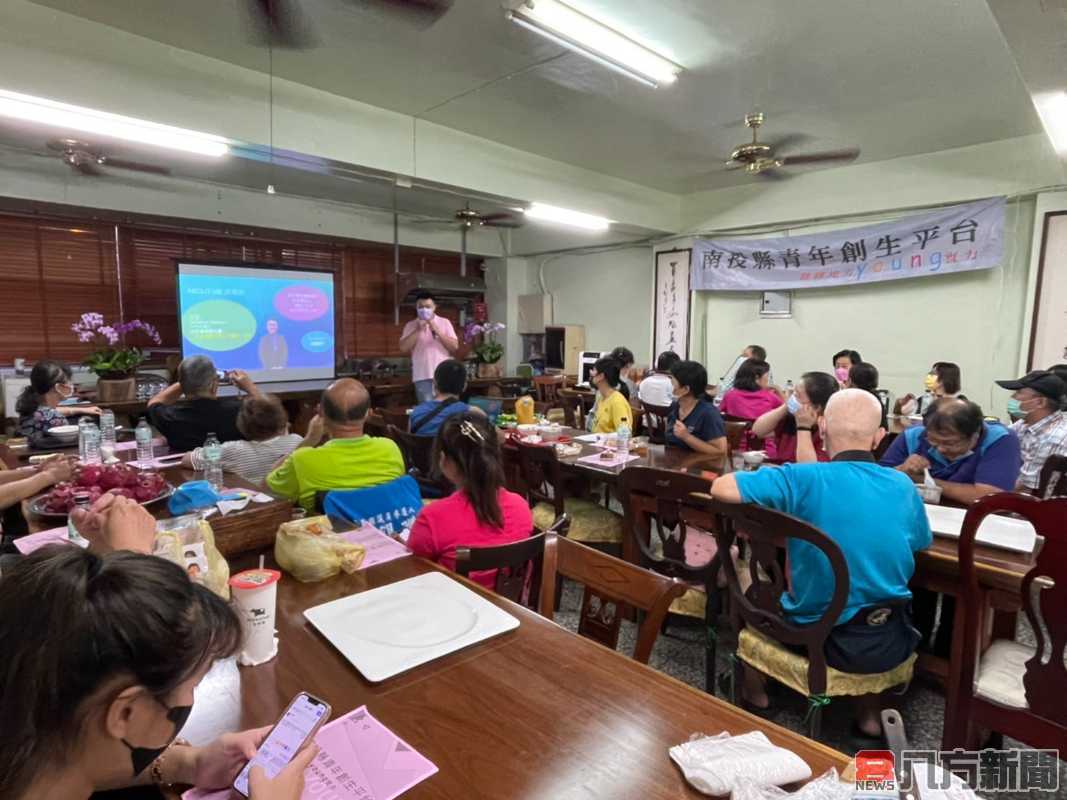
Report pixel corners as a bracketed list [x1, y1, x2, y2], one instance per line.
[76, 465, 103, 487]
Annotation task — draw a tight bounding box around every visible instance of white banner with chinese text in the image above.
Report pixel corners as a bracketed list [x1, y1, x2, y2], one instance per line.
[690, 197, 1005, 291]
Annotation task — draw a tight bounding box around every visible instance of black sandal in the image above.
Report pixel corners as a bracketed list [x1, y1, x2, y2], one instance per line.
[717, 672, 778, 720]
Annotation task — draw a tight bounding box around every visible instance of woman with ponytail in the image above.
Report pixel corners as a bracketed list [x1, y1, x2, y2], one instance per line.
[407, 411, 533, 588]
[16, 360, 101, 445]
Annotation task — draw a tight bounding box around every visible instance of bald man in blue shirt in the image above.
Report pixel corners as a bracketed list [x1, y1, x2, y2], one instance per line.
[711, 388, 931, 739]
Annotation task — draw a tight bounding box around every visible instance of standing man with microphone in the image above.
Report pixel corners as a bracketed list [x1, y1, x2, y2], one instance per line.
[399, 291, 460, 403]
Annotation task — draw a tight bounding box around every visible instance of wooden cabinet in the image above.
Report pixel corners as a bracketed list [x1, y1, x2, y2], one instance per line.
[544, 325, 585, 374]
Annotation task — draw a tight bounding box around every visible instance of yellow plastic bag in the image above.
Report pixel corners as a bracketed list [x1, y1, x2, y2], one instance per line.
[153, 515, 231, 600]
[274, 515, 366, 583]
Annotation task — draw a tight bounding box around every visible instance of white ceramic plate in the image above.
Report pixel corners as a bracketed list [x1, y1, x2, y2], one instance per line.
[304, 571, 519, 682]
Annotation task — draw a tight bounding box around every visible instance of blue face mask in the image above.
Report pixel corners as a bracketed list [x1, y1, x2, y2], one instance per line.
[786, 394, 801, 415]
[1006, 398, 1022, 418]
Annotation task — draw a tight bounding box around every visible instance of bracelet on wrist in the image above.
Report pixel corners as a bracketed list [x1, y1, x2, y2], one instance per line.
[796, 425, 814, 432]
[151, 739, 191, 787]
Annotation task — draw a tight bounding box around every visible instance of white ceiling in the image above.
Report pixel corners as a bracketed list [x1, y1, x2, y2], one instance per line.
[24, 0, 1043, 194]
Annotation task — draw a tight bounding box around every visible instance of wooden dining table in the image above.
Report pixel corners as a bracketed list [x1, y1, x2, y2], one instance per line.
[198, 549, 852, 799]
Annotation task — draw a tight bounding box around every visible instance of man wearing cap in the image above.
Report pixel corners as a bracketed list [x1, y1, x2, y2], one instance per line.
[996, 370, 1067, 493]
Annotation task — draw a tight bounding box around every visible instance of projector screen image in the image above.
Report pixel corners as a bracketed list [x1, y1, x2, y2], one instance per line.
[177, 263, 336, 383]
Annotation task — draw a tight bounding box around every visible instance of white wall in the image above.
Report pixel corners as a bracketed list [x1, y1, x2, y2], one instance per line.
[483, 257, 535, 371]
[537, 246, 656, 364]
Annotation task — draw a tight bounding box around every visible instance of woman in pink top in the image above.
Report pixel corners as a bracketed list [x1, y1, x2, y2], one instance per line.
[719, 359, 783, 456]
[408, 412, 532, 589]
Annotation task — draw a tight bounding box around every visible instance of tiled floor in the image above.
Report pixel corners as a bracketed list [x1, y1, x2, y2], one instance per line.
[554, 580, 1066, 799]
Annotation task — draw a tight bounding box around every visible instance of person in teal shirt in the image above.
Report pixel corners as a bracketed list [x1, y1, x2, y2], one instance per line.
[711, 389, 931, 740]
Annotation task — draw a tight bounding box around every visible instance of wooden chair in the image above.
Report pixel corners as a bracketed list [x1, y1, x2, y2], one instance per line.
[558, 389, 592, 429]
[538, 532, 687, 663]
[1035, 454, 1067, 498]
[942, 493, 1067, 752]
[377, 406, 411, 432]
[387, 424, 452, 497]
[455, 516, 569, 607]
[533, 374, 565, 405]
[515, 440, 623, 550]
[619, 467, 720, 691]
[723, 420, 751, 456]
[693, 494, 918, 739]
[641, 402, 672, 445]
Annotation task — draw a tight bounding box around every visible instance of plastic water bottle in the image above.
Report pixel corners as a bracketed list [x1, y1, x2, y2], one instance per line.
[615, 423, 631, 459]
[919, 390, 934, 416]
[77, 417, 93, 461]
[81, 422, 101, 465]
[203, 432, 223, 490]
[67, 492, 92, 542]
[99, 408, 116, 448]
[785, 379, 794, 394]
[135, 418, 153, 465]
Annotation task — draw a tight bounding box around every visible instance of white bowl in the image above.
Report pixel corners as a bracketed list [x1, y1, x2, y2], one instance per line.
[47, 425, 79, 441]
[742, 450, 767, 466]
[517, 424, 539, 434]
[538, 424, 563, 442]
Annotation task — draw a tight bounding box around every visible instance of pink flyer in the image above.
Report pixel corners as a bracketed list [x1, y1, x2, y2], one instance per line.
[341, 525, 412, 570]
[182, 705, 437, 800]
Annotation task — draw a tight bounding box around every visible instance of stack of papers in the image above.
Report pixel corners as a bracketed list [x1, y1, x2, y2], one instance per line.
[924, 504, 1036, 554]
[341, 525, 412, 570]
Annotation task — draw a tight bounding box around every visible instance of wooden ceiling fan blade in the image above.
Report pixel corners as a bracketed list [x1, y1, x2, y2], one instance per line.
[246, 0, 318, 48]
[765, 132, 814, 154]
[74, 160, 102, 177]
[756, 167, 789, 180]
[98, 157, 172, 176]
[478, 212, 517, 223]
[779, 148, 860, 166]
[483, 220, 523, 229]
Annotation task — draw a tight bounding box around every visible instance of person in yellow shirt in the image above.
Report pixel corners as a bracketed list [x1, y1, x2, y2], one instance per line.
[589, 356, 633, 434]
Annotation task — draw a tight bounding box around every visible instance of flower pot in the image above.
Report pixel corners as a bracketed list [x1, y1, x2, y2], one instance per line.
[477, 361, 504, 379]
[95, 376, 136, 403]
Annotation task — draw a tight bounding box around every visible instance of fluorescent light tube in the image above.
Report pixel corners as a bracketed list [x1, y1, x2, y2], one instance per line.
[523, 203, 611, 230]
[0, 89, 229, 157]
[1034, 91, 1067, 155]
[507, 0, 681, 88]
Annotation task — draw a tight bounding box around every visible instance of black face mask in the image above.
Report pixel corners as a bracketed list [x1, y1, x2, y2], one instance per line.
[122, 700, 193, 776]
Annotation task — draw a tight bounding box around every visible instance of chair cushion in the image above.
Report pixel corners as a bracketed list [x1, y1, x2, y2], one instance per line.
[533, 499, 623, 544]
[737, 627, 917, 698]
[975, 639, 1034, 710]
[670, 586, 707, 619]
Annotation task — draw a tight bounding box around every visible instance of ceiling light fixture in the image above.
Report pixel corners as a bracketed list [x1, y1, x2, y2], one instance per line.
[0, 89, 230, 157]
[1034, 91, 1067, 155]
[523, 202, 610, 230]
[506, 0, 681, 88]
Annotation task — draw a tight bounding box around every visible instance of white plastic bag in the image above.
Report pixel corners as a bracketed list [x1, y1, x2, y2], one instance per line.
[669, 731, 812, 796]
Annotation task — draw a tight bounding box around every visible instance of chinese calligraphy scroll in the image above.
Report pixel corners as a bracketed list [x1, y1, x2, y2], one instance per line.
[654, 249, 690, 360]
[691, 197, 1005, 292]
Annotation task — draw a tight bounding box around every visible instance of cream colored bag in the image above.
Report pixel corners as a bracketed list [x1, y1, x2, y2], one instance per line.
[274, 515, 366, 583]
[153, 514, 231, 599]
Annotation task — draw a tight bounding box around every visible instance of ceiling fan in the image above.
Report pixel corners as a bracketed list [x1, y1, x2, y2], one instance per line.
[246, 0, 454, 48]
[46, 139, 172, 177]
[725, 113, 860, 177]
[414, 204, 523, 274]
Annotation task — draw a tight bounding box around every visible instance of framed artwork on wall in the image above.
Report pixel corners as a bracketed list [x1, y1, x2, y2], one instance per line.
[1028, 211, 1067, 370]
[653, 249, 691, 361]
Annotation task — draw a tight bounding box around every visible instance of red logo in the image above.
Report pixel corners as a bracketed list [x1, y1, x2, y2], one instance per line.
[856, 750, 896, 786]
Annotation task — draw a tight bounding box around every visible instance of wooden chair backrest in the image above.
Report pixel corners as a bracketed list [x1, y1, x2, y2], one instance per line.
[387, 423, 434, 476]
[691, 493, 850, 696]
[1036, 455, 1067, 499]
[958, 493, 1067, 729]
[619, 466, 715, 580]
[378, 406, 411, 432]
[723, 420, 751, 455]
[515, 440, 564, 517]
[558, 389, 591, 429]
[455, 524, 559, 607]
[538, 533, 686, 663]
[641, 402, 672, 445]
[533, 374, 565, 404]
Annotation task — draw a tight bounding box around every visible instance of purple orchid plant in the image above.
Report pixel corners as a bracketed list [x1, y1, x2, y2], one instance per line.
[71, 313, 162, 378]
[463, 320, 506, 364]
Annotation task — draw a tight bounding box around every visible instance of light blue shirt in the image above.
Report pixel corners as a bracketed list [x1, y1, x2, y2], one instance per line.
[736, 454, 932, 625]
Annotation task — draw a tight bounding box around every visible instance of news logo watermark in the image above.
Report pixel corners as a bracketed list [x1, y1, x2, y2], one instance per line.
[855, 749, 1060, 796]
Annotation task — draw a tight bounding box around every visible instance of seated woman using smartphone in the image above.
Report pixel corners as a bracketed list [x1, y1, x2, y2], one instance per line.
[408, 412, 533, 588]
[0, 547, 316, 800]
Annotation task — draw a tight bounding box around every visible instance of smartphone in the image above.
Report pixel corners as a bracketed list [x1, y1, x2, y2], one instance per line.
[233, 692, 331, 797]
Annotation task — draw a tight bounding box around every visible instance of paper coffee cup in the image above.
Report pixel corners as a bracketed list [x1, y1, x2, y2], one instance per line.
[229, 568, 281, 665]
